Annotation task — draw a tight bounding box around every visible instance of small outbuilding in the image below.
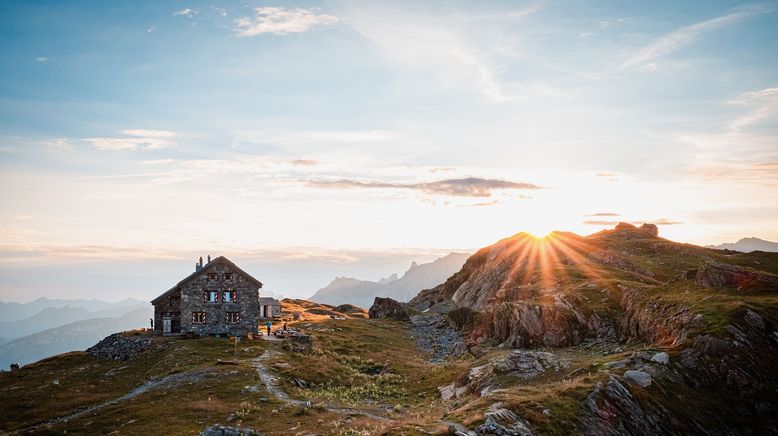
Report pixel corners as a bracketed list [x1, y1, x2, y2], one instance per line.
[258, 297, 282, 318]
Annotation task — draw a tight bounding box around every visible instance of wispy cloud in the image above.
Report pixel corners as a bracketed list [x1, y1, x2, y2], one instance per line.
[341, 2, 548, 102]
[587, 212, 620, 217]
[35, 57, 48, 62]
[234, 7, 341, 36]
[617, 4, 771, 72]
[307, 177, 542, 198]
[174, 8, 197, 18]
[600, 17, 633, 28]
[86, 130, 176, 151]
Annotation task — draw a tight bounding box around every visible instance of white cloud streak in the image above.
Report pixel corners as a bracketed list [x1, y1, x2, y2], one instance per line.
[618, 4, 771, 72]
[86, 130, 176, 151]
[234, 7, 341, 36]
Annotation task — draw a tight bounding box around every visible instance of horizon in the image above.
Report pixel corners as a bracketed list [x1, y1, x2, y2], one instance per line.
[1, 0, 777, 302]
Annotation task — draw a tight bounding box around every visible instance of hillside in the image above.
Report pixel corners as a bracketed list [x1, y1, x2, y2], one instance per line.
[310, 252, 469, 308]
[0, 306, 152, 369]
[2, 225, 778, 434]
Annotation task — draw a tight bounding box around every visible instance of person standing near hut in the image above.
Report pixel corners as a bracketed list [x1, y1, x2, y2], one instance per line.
[265, 320, 272, 336]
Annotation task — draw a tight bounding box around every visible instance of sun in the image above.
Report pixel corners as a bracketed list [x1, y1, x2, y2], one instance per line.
[523, 222, 554, 239]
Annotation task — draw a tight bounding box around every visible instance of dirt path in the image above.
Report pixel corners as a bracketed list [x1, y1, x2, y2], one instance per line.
[23, 369, 212, 432]
[249, 350, 392, 421]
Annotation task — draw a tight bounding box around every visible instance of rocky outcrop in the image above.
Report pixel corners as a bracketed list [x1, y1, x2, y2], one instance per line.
[460, 350, 565, 397]
[579, 376, 671, 435]
[695, 260, 778, 291]
[481, 294, 592, 348]
[639, 223, 659, 237]
[619, 286, 699, 345]
[201, 424, 259, 436]
[86, 332, 151, 361]
[368, 297, 415, 321]
[334, 304, 364, 314]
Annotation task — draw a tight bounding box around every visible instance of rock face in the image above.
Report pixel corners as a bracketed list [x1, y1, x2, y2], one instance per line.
[580, 376, 670, 435]
[695, 260, 778, 290]
[485, 297, 590, 348]
[200, 424, 259, 436]
[86, 333, 151, 361]
[368, 297, 414, 321]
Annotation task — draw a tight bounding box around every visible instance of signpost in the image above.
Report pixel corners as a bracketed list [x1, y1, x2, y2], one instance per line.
[233, 335, 240, 362]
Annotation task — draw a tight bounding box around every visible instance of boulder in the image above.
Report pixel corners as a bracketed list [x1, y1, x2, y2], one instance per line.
[475, 404, 533, 436]
[650, 352, 669, 365]
[368, 297, 414, 321]
[624, 370, 652, 387]
[695, 260, 778, 291]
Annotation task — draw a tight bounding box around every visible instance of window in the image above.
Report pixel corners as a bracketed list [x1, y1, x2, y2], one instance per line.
[207, 273, 219, 280]
[204, 290, 218, 303]
[225, 312, 240, 324]
[223, 273, 233, 281]
[192, 312, 206, 324]
[223, 290, 234, 303]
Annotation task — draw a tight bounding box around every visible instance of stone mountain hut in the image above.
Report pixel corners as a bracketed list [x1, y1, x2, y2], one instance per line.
[151, 255, 268, 336]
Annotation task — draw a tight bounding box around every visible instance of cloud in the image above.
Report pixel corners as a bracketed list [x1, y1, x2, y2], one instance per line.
[587, 212, 620, 217]
[583, 218, 684, 226]
[86, 130, 176, 151]
[307, 177, 542, 198]
[35, 57, 48, 62]
[234, 7, 341, 36]
[600, 17, 633, 28]
[41, 138, 72, 151]
[681, 87, 778, 185]
[290, 159, 320, 166]
[174, 8, 197, 18]
[618, 4, 771, 72]
[146, 26, 155, 33]
[341, 2, 548, 102]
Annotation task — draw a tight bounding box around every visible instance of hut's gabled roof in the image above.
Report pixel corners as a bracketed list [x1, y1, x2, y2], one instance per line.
[151, 256, 262, 305]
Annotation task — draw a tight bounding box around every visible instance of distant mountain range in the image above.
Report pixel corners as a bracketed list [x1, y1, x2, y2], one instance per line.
[309, 252, 470, 308]
[0, 302, 148, 339]
[0, 306, 152, 369]
[707, 237, 778, 253]
[0, 297, 144, 323]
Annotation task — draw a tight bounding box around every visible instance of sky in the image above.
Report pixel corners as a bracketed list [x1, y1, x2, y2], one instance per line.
[1, 0, 777, 302]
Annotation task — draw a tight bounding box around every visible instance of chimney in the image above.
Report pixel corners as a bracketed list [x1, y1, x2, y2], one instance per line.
[196, 256, 203, 272]
[207, 255, 211, 263]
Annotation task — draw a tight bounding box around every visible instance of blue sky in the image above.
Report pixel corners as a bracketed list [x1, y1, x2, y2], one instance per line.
[1, 1, 777, 301]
